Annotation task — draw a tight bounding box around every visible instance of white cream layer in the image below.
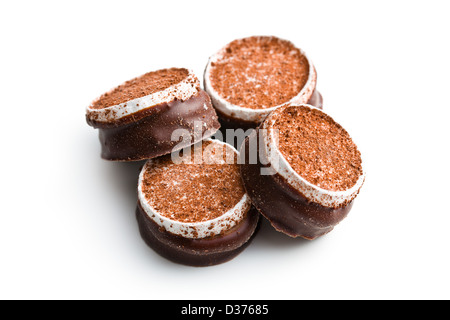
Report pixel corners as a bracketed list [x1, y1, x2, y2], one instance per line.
[137, 139, 252, 239]
[204, 36, 317, 123]
[86, 69, 200, 123]
[261, 103, 365, 208]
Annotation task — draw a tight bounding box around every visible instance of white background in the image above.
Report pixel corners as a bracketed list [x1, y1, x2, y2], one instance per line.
[1, 0, 449, 300]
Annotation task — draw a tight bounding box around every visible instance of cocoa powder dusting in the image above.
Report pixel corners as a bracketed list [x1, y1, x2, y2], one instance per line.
[141, 141, 245, 223]
[209, 36, 309, 109]
[91, 68, 189, 109]
[275, 106, 362, 191]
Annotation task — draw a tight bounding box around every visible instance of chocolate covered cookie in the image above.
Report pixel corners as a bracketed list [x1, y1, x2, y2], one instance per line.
[239, 104, 365, 239]
[137, 139, 260, 266]
[204, 36, 322, 131]
[86, 68, 220, 161]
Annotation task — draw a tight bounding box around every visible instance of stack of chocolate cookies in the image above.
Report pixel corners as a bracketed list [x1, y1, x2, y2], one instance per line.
[86, 36, 365, 266]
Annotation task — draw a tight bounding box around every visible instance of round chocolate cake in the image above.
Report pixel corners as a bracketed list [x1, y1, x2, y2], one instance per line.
[239, 104, 365, 239]
[86, 68, 220, 161]
[137, 139, 260, 266]
[204, 36, 322, 131]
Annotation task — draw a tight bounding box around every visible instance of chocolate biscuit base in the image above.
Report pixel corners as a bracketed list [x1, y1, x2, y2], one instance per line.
[239, 129, 353, 240]
[87, 90, 220, 161]
[136, 203, 260, 267]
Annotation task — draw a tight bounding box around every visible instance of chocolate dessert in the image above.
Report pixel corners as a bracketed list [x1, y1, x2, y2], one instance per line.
[204, 36, 323, 132]
[86, 68, 220, 161]
[239, 104, 365, 240]
[136, 139, 260, 266]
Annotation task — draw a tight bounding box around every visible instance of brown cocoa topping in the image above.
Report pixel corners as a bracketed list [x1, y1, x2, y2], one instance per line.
[275, 106, 362, 191]
[141, 141, 245, 223]
[91, 68, 189, 109]
[209, 36, 309, 109]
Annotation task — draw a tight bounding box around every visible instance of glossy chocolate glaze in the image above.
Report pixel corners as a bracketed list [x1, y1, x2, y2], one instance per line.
[136, 203, 260, 267]
[87, 90, 220, 161]
[239, 129, 353, 240]
[215, 90, 323, 134]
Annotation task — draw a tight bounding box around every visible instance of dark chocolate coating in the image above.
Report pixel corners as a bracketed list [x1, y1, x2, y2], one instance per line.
[87, 90, 220, 161]
[215, 90, 323, 134]
[136, 203, 260, 267]
[239, 129, 353, 240]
